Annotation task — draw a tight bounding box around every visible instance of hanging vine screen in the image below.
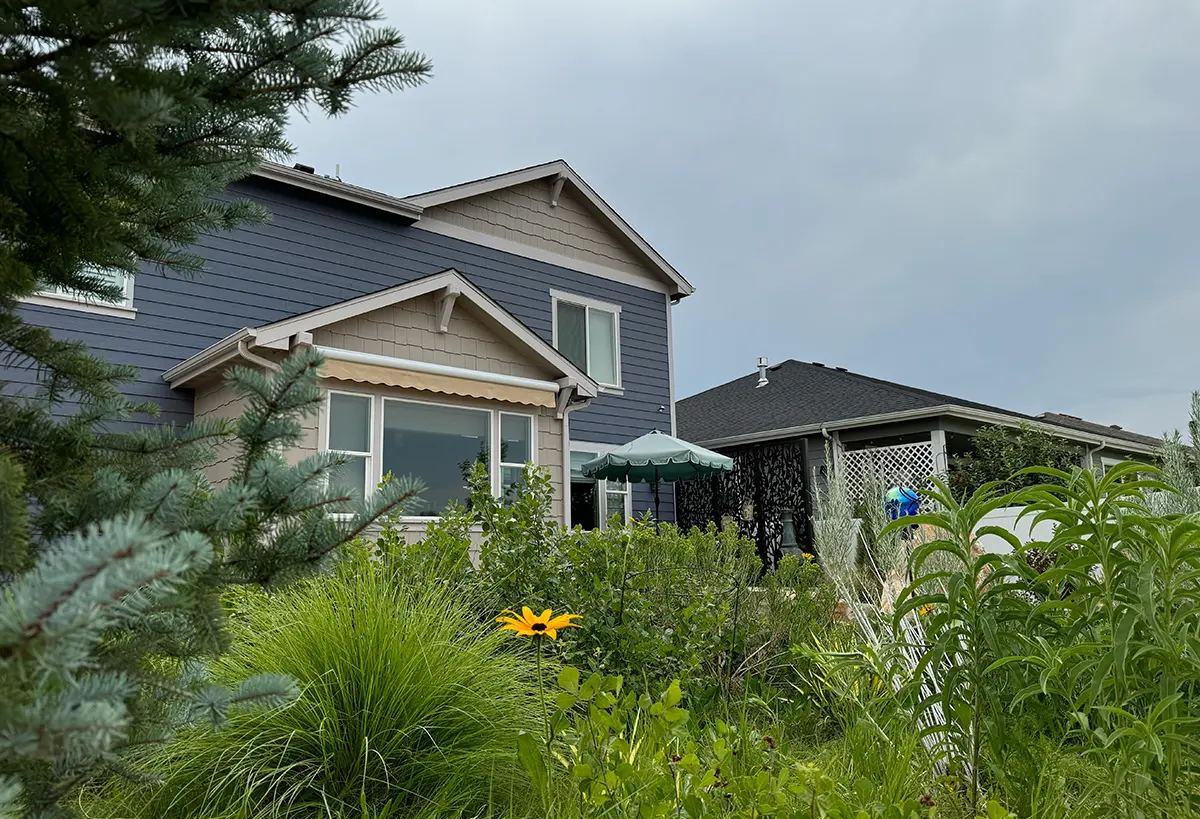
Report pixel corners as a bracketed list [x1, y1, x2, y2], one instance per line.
[676, 439, 810, 567]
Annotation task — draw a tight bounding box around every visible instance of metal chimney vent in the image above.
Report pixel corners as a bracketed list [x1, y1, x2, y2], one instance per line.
[756, 357, 769, 388]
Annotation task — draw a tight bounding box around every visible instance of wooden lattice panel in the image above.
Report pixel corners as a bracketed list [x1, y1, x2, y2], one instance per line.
[842, 442, 936, 504]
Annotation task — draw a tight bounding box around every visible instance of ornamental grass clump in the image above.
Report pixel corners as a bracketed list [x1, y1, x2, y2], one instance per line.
[95, 567, 540, 819]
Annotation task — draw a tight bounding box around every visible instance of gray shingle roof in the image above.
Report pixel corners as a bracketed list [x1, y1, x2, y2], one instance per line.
[676, 360, 1159, 449]
[1035, 412, 1163, 448]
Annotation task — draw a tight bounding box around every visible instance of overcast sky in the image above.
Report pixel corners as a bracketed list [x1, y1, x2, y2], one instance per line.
[288, 0, 1200, 439]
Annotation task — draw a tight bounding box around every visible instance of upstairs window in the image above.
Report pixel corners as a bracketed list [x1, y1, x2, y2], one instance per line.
[552, 291, 621, 389]
[28, 265, 136, 318]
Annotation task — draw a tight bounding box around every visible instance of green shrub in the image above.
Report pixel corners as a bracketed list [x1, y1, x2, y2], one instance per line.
[97, 563, 539, 818]
[948, 422, 1082, 498]
[375, 462, 816, 691]
[526, 666, 951, 819]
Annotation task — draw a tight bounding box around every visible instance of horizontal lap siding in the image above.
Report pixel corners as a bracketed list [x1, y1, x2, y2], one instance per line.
[10, 177, 676, 520]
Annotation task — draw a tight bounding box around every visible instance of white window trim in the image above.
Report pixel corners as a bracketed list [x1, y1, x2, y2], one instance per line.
[1099, 455, 1128, 474]
[499, 411, 536, 496]
[321, 388, 537, 520]
[324, 389, 374, 498]
[550, 289, 623, 393]
[569, 440, 634, 530]
[24, 273, 137, 319]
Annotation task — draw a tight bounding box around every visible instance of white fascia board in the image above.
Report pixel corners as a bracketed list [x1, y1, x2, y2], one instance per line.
[162, 328, 255, 388]
[694, 405, 1163, 457]
[253, 163, 424, 221]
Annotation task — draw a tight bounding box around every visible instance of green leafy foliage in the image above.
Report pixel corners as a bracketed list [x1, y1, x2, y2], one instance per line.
[0, 350, 424, 816]
[1004, 463, 1200, 817]
[528, 667, 943, 819]
[949, 423, 1083, 498]
[882, 478, 1031, 815]
[367, 462, 839, 692]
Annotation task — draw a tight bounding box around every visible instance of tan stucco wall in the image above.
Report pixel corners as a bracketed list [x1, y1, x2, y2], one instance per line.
[313, 293, 554, 381]
[421, 181, 662, 289]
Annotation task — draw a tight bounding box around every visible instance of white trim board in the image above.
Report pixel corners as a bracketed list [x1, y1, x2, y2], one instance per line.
[254, 163, 424, 221]
[21, 293, 137, 320]
[666, 294, 677, 437]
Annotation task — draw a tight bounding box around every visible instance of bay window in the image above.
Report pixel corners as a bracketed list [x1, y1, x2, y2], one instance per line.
[552, 291, 621, 389]
[324, 390, 536, 516]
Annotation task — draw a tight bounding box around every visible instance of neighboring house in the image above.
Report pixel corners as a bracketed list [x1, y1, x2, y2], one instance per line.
[12, 160, 692, 530]
[675, 358, 1161, 554]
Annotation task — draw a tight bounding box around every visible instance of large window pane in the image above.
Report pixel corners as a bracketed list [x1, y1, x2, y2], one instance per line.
[556, 302, 587, 372]
[382, 401, 489, 516]
[328, 393, 371, 453]
[587, 309, 618, 385]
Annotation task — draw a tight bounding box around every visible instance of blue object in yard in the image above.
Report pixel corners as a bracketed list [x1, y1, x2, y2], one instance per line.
[885, 486, 920, 520]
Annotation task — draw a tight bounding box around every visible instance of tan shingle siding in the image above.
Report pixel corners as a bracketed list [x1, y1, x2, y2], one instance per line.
[424, 181, 661, 289]
[312, 294, 554, 382]
[193, 373, 246, 487]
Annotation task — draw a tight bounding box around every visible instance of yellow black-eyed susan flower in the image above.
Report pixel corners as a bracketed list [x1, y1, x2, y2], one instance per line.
[496, 607, 581, 639]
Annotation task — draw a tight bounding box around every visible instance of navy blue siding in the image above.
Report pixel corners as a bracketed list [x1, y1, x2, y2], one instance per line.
[13, 178, 676, 520]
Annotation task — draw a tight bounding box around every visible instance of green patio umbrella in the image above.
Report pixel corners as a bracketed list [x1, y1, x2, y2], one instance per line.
[580, 429, 734, 521]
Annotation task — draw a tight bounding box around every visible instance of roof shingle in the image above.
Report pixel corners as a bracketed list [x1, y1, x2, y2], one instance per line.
[676, 360, 1159, 449]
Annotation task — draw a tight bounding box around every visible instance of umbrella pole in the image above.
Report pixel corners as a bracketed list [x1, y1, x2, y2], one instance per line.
[654, 467, 660, 525]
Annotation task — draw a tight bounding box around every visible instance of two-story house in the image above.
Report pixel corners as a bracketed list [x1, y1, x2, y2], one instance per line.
[15, 160, 693, 529]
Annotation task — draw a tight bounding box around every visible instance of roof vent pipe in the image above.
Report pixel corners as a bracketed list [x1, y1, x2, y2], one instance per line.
[756, 357, 769, 388]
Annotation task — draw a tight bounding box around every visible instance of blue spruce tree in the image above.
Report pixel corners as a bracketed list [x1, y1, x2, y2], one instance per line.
[0, 1, 431, 814]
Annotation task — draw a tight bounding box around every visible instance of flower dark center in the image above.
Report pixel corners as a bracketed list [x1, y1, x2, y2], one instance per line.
[531, 622, 547, 632]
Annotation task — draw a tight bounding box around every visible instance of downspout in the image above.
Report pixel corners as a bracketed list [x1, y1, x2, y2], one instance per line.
[559, 388, 593, 529]
[237, 338, 281, 373]
[1083, 437, 1107, 471]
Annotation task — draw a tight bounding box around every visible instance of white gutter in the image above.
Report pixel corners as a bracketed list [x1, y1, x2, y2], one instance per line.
[696, 405, 1161, 457]
[314, 346, 561, 394]
[253, 163, 424, 221]
[163, 328, 254, 387]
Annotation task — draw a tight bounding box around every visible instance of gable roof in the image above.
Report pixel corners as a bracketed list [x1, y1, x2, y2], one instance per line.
[251, 159, 694, 298]
[163, 268, 599, 398]
[676, 360, 1161, 455]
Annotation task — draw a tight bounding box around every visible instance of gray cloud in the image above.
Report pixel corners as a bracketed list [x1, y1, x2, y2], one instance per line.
[288, 0, 1200, 438]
